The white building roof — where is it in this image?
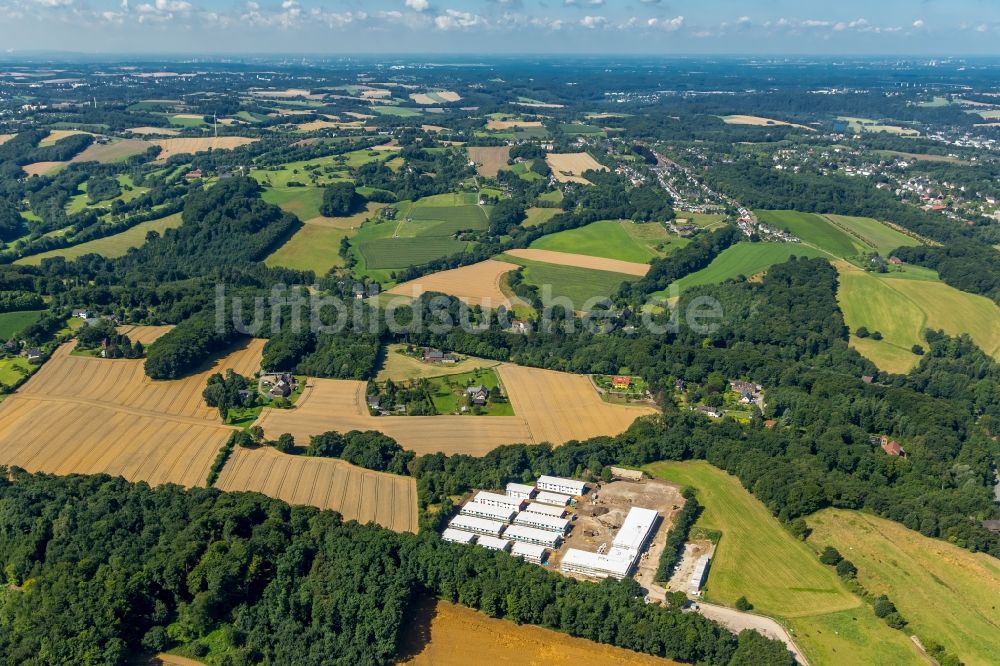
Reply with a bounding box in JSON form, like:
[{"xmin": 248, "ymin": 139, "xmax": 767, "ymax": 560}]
[
  {"xmin": 513, "ymin": 512, "xmax": 570, "ymax": 532},
  {"xmin": 474, "ymin": 490, "xmax": 522, "ymax": 507},
  {"xmin": 511, "ymin": 541, "xmax": 548, "ymax": 561},
  {"xmin": 448, "ymin": 514, "xmax": 505, "ymax": 536},
  {"xmin": 689, "ymin": 555, "xmax": 711, "ymax": 593},
  {"xmin": 560, "ymin": 547, "xmax": 634, "ymax": 579},
  {"xmin": 506, "ymin": 482, "xmax": 536, "ymax": 496},
  {"xmin": 523, "ymin": 502, "xmax": 566, "ymax": 518},
  {"xmin": 477, "ymin": 535, "xmax": 512, "ymax": 551},
  {"xmin": 441, "ymin": 528, "xmax": 476, "ymax": 545},
  {"xmin": 534, "ymin": 491, "xmax": 572, "ymax": 506},
  {"xmin": 460, "ymin": 502, "xmax": 516, "ymax": 522},
  {"xmin": 612, "ymin": 507, "xmax": 659, "ymax": 553},
  {"xmin": 502, "ymin": 524, "xmax": 562, "ymax": 547},
  {"xmin": 537, "ymin": 475, "xmax": 588, "ymax": 495}
]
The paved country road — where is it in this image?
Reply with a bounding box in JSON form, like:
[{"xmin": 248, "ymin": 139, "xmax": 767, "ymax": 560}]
[{"xmin": 694, "ymin": 601, "xmax": 810, "ymax": 666}]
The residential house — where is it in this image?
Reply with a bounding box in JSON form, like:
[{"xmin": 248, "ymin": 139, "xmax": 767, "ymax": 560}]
[
  {"xmin": 423, "ymin": 349, "xmax": 445, "ymax": 363},
  {"xmin": 611, "ymin": 376, "xmax": 633, "ymax": 391},
  {"xmin": 511, "ymin": 319, "xmax": 531, "ymax": 334},
  {"xmin": 71, "ymin": 309, "xmax": 90, "ymax": 319},
  {"xmin": 879, "ymin": 435, "xmax": 906, "ymax": 457},
  {"xmin": 466, "ymin": 385, "xmax": 489, "ymax": 406},
  {"xmin": 695, "ymin": 405, "xmax": 723, "ymax": 419},
  {"xmin": 26, "ymin": 348, "xmax": 42, "ymax": 363}
]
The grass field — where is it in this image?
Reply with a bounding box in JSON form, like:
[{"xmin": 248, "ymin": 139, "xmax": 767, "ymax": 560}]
[
  {"xmin": 0, "ymin": 356, "xmax": 34, "ymax": 387},
  {"xmin": 359, "ymin": 237, "xmax": 468, "ymax": 270},
  {"xmin": 376, "ymin": 344, "xmax": 498, "ymax": 382},
  {"xmin": 17, "ymin": 213, "xmax": 183, "ymax": 265},
  {"xmin": 838, "ymin": 117, "xmax": 920, "ymax": 136},
  {"xmin": 261, "ymin": 186, "xmax": 326, "ymax": 221},
  {"xmin": 755, "ymin": 210, "xmax": 862, "ymax": 258},
  {"xmin": 676, "ymin": 211, "xmax": 727, "ymax": 230},
  {"xmin": 644, "ymin": 461, "xmax": 922, "ymax": 666},
  {"xmin": 522, "ymin": 207, "xmax": 561, "ymax": 228},
  {"xmin": 667, "ymin": 242, "xmax": 826, "ymax": 295},
  {"xmin": 0, "ymin": 311, "xmax": 43, "ymax": 339},
  {"xmin": 397, "ymin": 600, "xmax": 680, "ymax": 666},
  {"xmin": 820, "ymin": 214, "xmax": 922, "ymax": 254},
  {"xmin": 529, "ymin": 220, "xmax": 661, "ymax": 263},
  {"xmin": 807, "ymin": 509, "xmax": 1000, "ymax": 666},
  {"xmin": 264, "ymin": 220, "xmax": 353, "ymax": 275},
  {"xmin": 836, "ymin": 261, "xmax": 1000, "ymax": 373},
  {"xmin": 425, "ymin": 367, "xmax": 514, "ymax": 416},
  {"xmin": 507, "ymin": 255, "xmax": 637, "ymax": 311}
]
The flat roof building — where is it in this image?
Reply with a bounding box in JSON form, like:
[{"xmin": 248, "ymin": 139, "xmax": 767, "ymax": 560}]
[
  {"xmin": 689, "ymin": 555, "xmax": 711, "ymax": 595},
  {"xmin": 523, "ymin": 502, "xmax": 566, "ymax": 518},
  {"xmin": 474, "ymin": 490, "xmax": 525, "ymax": 511},
  {"xmin": 560, "ymin": 548, "xmax": 635, "ymax": 580},
  {"xmin": 502, "ymin": 524, "xmax": 563, "ymax": 548},
  {"xmin": 442, "ymin": 528, "xmax": 476, "ymax": 545},
  {"xmin": 506, "ymin": 482, "xmax": 536, "ymax": 501},
  {"xmin": 448, "ymin": 514, "xmax": 505, "ymax": 537},
  {"xmin": 534, "ymin": 491, "xmax": 573, "ymax": 506},
  {"xmin": 537, "ymin": 475, "xmax": 588, "ymax": 496},
  {"xmin": 511, "ymin": 541, "xmax": 548, "ymax": 565},
  {"xmin": 612, "ymin": 507, "xmax": 659, "ymax": 554},
  {"xmin": 477, "ymin": 536, "xmax": 512, "ymax": 552},
  {"xmin": 461, "ymin": 502, "xmax": 516, "ymax": 523},
  {"xmin": 513, "ymin": 511, "xmax": 570, "ymax": 534}
]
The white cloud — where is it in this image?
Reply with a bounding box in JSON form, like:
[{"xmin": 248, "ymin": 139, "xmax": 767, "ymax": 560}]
[
  {"xmin": 434, "ymin": 9, "xmax": 486, "ymax": 30},
  {"xmin": 564, "ymin": 0, "xmax": 604, "ymax": 7},
  {"xmin": 913, "ymin": 19, "xmax": 925, "ymax": 29},
  {"xmin": 404, "ymin": 0, "xmax": 428, "ymax": 11},
  {"xmin": 647, "ymin": 15, "xmax": 683, "ymax": 31},
  {"xmin": 579, "ymin": 14, "xmax": 606, "ymax": 29}
]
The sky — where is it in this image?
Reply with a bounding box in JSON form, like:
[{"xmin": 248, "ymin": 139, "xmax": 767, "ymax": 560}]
[{"xmin": 1, "ymin": 0, "xmax": 999, "ymax": 55}]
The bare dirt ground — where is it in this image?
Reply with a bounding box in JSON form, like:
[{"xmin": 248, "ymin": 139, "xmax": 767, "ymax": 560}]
[
  {"xmin": 152, "ymin": 137, "xmax": 257, "ymax": 161},
  {"xmin": 0, "ymin": 332, "xmax": 264, "ymax": 487},
  {"xmin": 385, "ymin": 259, "xmax": 519, "ymax": 309},
  {"xmin": 468, "ymin": 146, "xmax": 510, "ymax": 178},
  {"xmin": 505, "ymin": 248, "xmax": 651, "ymax": 276},
  {"xmin": 215, "ymin": 446, "xmax": 418, "ymax": 533},
  {"xmin": 545, "ymin": 152, "xmax": 608, "ymax": 184},
  {"xmin": 485, "ymin": 119, "xmax": 543, "ymax": 130},
  {"xmin": 0, "ymin": 134, "xmax": 14, "ymax": 146},
  {"xmin": 255, "ymin": 363, "xmax": 657, "ymax": 455},
  {"xmin": 665, "ymin": 541, "xmax": 715, "ymax": 593},
  {"xmin": 397, "ymin": 598, "xmax": 681, "ymax": 666}
]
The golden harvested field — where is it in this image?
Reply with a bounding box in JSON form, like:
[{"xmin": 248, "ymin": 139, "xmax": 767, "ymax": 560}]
[
  {"xmin": 127, "ymin": 126, "xmax": 181, "ymax": 136},
  {"xmin": 294, "ymin": 120, "xmax": 342, "ymax": 131},
  {"xmin": 410, "ymin": 91, "xmax": 461, "ymax": 105},
  {"xmin": 376, "ymin": 344, "xmax": 499, "ymax": 382},
  {"xmin": 256, "ymin": 363, "xmax": 656, "ymax": 455},
  {"xmin": 39, "ymin": 129, "xmax": 92, "ymax": 146},
  {"xmin": 385, "ymin": 259, "xmax": 519, "ymax": 309},
  {"xmin": 546, "ymin": 152, "xmax": 608, "ymax": 184},
  {"xmin": 71, "ymin": 139, "xmax": 151, "ymax": 163},
  {"xmin": 505, "ymin": 248, "xmax": 650, "ymax": 276},
  {"xmin": 808, "ymin": 509, "xmax": 1000, "ymax": 666},
  {"xmin": 253, "ymin": 88, "xmax": 324, "ymax": 100},
  {"xmin": 485, "ymin": 119, "xmax": 543, "ymax": 130},
  {"xmin": 468, "ymin": 146, "xmax": 510, "ymax": 177},
  {"xmin": 398, "ymin": 600, "xmax": 680, "ymax": 666},
  {"xmin": 0, "ymin": 332, "xmax": 265, "ymax": 488},
  {"xmin": 152, "ymin": 137, "xmax": 257, "ymax": 161},
  {"xmin": 215, "ymin": 446, "xmax": 418, "ymax": 533},
  {"xmin": 0, "ymin": 134, "xmax": 14, "ymax": 146},
  {"xmin": 420, "ymin": 124, "xmax": 446, "ymax": 133},
  {"xmin": 721, "ymin": 115, "xmax": 815, "ymax": 131},
  {"xmin": 22, "ymin": 161, "xmax": 68, "ymax": 176}
]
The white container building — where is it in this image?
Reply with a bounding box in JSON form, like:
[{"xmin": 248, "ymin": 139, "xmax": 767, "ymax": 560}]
[
  {"xmin": 477, "ymin": 535, "xmax": 512, "ymax": 552},
  {"xmin": 474, "ymin": 490, "xmax": 525, "ymax": 511},
  {"xmin": 448, "ymin": 514, "xmax": 505, "ymax": 537},
  {"xmin": 611, "ymin": 507, "xmax": 659, "ymax": 554},
  {"xmin": 689, "ymin": 555, "xmax": 711, "ymax": 595},
  {"xmin": 506, "ymin": 482, "xmax": 536, "ymax": 501},
  {"xmin": 502, "ymin": 524, "xmax": 563, "ymax": 548},
  {"xmin": 513, "ymin": 511, "xmax": 570, "ymax": 534},
  {"xmin": 511, "ymin": 542, "xmax": 549, "ymax": 565},
  {"xmin": 536, "ymin": 475, "xmax": 588, "ymax": 496},
  {"xmin": 560, "ymin": 548, "xmax": 635, "ymax": 580},
  {"xmin": 442, "ymin": 528, "xmax": 476, "ymax": 545},
  {"xmin": 534, "ymin": 491, "xmax": 573, "ymax": 506},
  {"xmin": 461, "ymin": 502, "xmax": 516, "ymax": 523},
  {"xmin": 523, "ymin": 502, "xmax": 566, "ymax": 518}
]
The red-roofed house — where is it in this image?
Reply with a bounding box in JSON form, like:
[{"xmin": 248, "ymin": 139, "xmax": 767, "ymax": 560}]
[
  {"xmin": 612, "ymin": 376, "xmax": 632, "ymax": 390},
  {"xmin": 880, "ymin": 435, "xmax": 906, "ymax": 457}
]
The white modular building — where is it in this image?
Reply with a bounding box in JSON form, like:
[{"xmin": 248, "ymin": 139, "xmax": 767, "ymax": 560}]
[
  {"xmin": 506, "ymin": 482, "xmax": 536, "ymax": 501},
  {"xmin": 611, "ymin": 507, "xmax": 659, "ymax": 554},
  {"xmin": 513, "ymin": 511, "xmax": 570, "ymax": 534},
  {"xmin": 477, "ymin": 535, "xmax": 512, "ymax": 552},
  {"xmin": 442, "ymin": 528, "xmax": 477, "ymax": 545},
  {"xmin": 533, "ymin": 491, "xmax": 573, "ymax": 507},
  {"xmin": 448, "ymin": 514, "xmax": 505, "ymax": 537},
  {"xmin": 474, "ymin": 490, "xmax": 525, "ymax": 511},
  {"xmin": 560, "ymin": 548, "xmax": 636, "ymax": 579},
  {"xmin": 511, "ymin": 541, "xmax": 549, "ymax": 565},
  {"xmin": 461, "ymin": 502, "xmax": 516, "ymax": 523},
  {"xmin": 502, "ymin": 524, "xmax": 563, "ymax": 548},
  {"xmin": 536, "ymin": 475, "xmax": 588, "ymax": 496},
  {"xmin": 523, "ymin": 502, "xmax": 566, "ymax": 518},
  {"xmin": 689, "ymin": 555, "xmax": 711, "ymax": 595}
]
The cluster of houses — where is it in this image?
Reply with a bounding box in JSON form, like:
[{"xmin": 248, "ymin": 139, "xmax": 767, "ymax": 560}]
[{"xmin": 442, "ymin": 475, "xmax": 589, "ymax": 566}]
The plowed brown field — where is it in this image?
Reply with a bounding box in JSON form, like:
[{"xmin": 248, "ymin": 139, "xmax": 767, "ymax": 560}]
[
  {"xmin": 505, "ymin": 248, "xmax": 650, "ymax": 276},
  {"xmin": 468, "ymin": 146, "xmax": 510, "ymax": 177},
  {"xmin": 215, "ymin": 446, "xmax": 418, "ymax": 533},
  {"xmin": 255, "ymin": 364, "xmax": 656, "ymax": 455}
]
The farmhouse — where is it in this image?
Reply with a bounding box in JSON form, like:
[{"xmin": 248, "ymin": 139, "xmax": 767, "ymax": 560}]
[
  {"xmin": 461, "ymin": 502, "xmax": 516, "ymax": 523},
  {"xmin": 442, "ymin": 528, "xmax": 476, "ymax": 545},
  {"xmin": 513, "ymin": 512, "xmax": 570, "ymax": 534},
  {"xmin": 612, "ymin": 376, "xmax": 632, "ymax": 390},
  {"xmin": 523, "ymin": 502, "xmax": 566, "ymax": 518},
  {"xmin": 510, "ymin": 541, "xmax": 549, "ymax": 565},
  {"xmin": 474, "ymin": 490, "xmax": 525, "ymax": 512},
  {"xmin": 465, "ymin": 385, "xmax": 489, "ymax": 406},
  {"xmin": 880, "ymin": 436, "xmax": 906, "ymax": 457},
  {"xmin": 534, "ymin": 491, "xmax": 573, "ymax": 507},
  {"xmin": 506, "ymin": 482, "xmax": 536, "ymax": 501},
  {"xmin": 26, "ymin": 348, "xmax": 42, "ymax": 363},
  {"xmin": 477, "ymin": 535, "xmax": 512, "ymax": 552},
  {"xmin": 502, "ymin": 524, "xmax": 563, "ymax": 548},
  {"xmin": 537, "ymin": 475, "xmax": 588, "ymax": 496},
  {"xmin": 695, "ymin": 405, "xmax": 723, "ymax": 419},
  {"xmin": 422, "ymin": 348, "xmax": 456, "ymax": 363},
  {"xmin": 448, "ymin": 514, "xmax": 505, "ymax": 537}
]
